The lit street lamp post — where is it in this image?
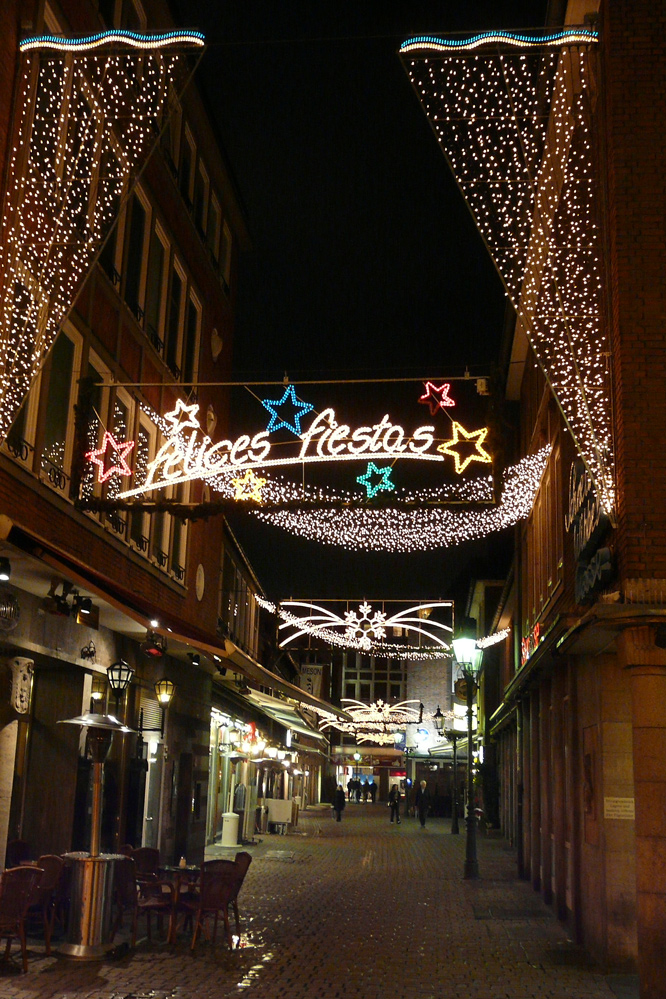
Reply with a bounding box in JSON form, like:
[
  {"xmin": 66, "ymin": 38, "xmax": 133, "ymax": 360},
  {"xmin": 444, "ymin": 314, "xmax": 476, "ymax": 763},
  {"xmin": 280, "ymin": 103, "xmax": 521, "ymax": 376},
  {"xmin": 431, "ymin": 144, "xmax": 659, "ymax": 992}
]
[{"xmin": 452, "ymin": 619, "xmax": 484, "ymax": 880}]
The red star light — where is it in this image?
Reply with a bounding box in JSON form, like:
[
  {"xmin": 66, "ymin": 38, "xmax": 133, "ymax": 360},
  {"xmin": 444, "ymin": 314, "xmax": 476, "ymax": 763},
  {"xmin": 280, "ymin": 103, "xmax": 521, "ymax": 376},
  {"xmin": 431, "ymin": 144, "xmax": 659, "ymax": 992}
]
[
  {"xmin": 86, "ymin": 431, "xmax": 135, "ymax": 484},
  {"xmin": 419, "ymin": 382, "xmax": 455, "ymax": 415}
]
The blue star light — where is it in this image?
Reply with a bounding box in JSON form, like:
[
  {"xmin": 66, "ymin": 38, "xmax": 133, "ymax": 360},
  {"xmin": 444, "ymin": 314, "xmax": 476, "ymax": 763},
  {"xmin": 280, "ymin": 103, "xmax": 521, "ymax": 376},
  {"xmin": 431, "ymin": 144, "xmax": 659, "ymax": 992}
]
[
  {"xmin": 356, "ymin": 462, "xmax": 396, "ymax": 499},
  {"xmin": 261, "ymin": 385, "xmax": 314, "ymax": 436}
]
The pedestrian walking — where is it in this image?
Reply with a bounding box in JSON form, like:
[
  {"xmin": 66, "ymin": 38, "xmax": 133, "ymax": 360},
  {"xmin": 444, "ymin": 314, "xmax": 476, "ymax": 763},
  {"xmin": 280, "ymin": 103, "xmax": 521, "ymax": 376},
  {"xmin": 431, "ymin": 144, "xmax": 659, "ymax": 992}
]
[
  {"xmin": 415, "ymin": 779, "xmax": 431, "ymax": 828},
  {"xmin": 334, "ymin": 784, "xmax": 346, "ymax": 822},
  {"xmin": 388, "ymin": 784, "xmax": 401, "ymax": 824}
]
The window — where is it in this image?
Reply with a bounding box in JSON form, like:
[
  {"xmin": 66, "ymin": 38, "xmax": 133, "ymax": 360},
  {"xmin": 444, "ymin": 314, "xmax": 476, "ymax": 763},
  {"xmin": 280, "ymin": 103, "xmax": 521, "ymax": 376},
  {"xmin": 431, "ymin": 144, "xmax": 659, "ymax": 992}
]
[
  {"xmin": 169, "ymin": 484, "xmax": 187, "ymax": 579},
  {"xmin": 124, "ymin": 193, "xmax": 148, "ymax": 320},
  {"xmin": 39, "ymin": 328, "xmax": 82, "ymax": 490},
  {"xmin": 182, "ymin": 294, "xmax": 200, "ymax": 386},
  {"xmin": 79, "ymin": 358, "xmax": 108, "ymax": 502},
  {"xmin": 208, "ymin": 195, "xmax": 221, "ymax": 263},
  {"xmin": 165, "ymin": 260, "xmax": 185, "ymax": 377},
  {"xmin": 179, "ymin": 130, "xmax": 195, "ymax": 207},
  {"xmin": 521, "ymin": 441, "xmax": 563, "ymax": 631},
  {"xmin": 129, "ymin": 420, "xmax": 154, "ymax": 552},
  {"xmin": 220, "ymin": 220, "xmax": 232, "ymax": 289},
  {"xmin": 144, "ymin": 225, "xmax": 168, "ymax": 354},
  {"xmin": 193, "ymin": 161, "xmax": 209, "ymax": 236}
]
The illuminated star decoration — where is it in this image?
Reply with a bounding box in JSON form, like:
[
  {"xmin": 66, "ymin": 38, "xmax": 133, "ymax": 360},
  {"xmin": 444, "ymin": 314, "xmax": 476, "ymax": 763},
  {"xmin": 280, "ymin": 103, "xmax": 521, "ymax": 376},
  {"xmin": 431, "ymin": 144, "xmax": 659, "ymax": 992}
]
[
  {"xmin": 261, "ymin": 385, "xmax": 314, "ymax": 436},
  {"xmin": 419, "ymin": 382, "xmax": 455, "ymax": 416},
  {"xmin": 437, "ymin": 422, "xmax": 492, "ymax": 474},
  {"xmin": 356, "ymin": 462, "xmax": 396, "ymax": 498},
  {"xmin": 86, "ymin": 431, "xmax": 135, "ymax": 484},
  {"xmin": 163, "ymin": 399, "xmax": 201, "ymax": 436},
  {"xmin": 232, "ymin": 468, "xmax": 267, "ymax": 503}
]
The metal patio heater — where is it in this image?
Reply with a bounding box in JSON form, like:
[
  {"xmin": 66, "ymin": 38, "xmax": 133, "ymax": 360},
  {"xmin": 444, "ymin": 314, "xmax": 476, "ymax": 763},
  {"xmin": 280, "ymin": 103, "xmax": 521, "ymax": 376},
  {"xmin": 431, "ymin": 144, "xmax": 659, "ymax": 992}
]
[{"xmin": 57, "ymin": 712, "xmax": 133, "ymax": 958}]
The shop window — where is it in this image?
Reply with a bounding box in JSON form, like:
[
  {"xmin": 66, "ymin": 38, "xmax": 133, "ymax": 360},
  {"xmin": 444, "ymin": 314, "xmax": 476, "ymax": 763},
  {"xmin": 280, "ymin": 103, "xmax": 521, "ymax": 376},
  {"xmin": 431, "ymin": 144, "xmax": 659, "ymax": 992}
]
[
  {"xmin": 359, "ymin": 684, "xmax": 371, "ymax": 702},
  {"xmin": 390, "ymin": 684, "xmax": 401, "ymax": 700},
  {"xmin": 345, "ymin": 683, "xmax": 356, "ymax": 699}
]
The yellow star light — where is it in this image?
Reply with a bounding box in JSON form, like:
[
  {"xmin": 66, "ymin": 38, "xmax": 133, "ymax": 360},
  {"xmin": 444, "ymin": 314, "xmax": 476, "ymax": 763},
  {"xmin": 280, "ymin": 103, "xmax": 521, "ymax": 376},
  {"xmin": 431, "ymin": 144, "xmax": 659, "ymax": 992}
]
[
  {"xmin": 232, "ymin": 468, "xmax": 267, "ymax": 503},
  {"xmin": 437, "ymin": 422, "xmax": 492, "ymax": 474}
]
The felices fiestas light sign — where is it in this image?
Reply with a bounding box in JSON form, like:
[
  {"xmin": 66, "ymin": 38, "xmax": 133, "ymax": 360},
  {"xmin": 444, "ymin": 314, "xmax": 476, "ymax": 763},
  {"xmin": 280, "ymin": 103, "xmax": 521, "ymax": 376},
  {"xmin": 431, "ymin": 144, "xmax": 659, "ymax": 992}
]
[{"xmin": 97, "ymin": 399, "xmax": 491, "ymax": 500}]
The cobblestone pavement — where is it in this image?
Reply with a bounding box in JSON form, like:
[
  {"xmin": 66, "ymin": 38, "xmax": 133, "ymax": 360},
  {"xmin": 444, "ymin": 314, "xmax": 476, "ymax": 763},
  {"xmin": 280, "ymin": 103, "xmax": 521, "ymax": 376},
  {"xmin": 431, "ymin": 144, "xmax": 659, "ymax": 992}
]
[{"xmin": 0, "ymin": 804, "xmax": 639, "ymax": 999}]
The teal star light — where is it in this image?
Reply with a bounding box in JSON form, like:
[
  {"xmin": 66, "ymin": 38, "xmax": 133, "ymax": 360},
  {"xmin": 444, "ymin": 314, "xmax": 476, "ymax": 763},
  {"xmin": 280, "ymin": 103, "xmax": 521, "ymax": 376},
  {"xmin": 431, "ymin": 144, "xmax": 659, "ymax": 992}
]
[
  {"xmin": 356, "ymin": 462, "xmax": 396, "ymax": 499},
  {"xmin": 261, "ymin": 385, "xmax": 314, "ymax": 436}
]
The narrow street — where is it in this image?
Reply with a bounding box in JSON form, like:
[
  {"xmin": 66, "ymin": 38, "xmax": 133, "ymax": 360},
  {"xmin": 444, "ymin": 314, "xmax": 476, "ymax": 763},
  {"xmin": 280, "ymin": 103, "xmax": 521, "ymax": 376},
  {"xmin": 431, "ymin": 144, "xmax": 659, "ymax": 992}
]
[{"xmin": 1, "ymin": 806, "xmax": 637, "ymax": 999}]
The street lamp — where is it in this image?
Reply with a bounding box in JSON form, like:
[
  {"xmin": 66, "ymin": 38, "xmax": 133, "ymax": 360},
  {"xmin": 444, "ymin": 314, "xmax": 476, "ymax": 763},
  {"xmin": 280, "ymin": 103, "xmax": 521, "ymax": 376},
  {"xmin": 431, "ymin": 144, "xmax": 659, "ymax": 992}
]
[
  {"xmin": 433, "ymin": 705, "xmax": 460, "ymax": 835},
  {"xmin": 451, "ymin": 618, "xmax": 484, "ymax": 879}
]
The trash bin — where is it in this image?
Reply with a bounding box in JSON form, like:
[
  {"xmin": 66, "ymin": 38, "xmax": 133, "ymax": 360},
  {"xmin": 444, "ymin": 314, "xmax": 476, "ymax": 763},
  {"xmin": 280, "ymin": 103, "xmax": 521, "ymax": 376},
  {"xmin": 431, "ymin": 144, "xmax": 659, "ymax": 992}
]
[
  {"xmin": 220, "ymin": 811, "xmax": 239, "ymax": 847},
  {"xmin": 60, "ymin": 852, "xmax": 124, "ymax": 959}
]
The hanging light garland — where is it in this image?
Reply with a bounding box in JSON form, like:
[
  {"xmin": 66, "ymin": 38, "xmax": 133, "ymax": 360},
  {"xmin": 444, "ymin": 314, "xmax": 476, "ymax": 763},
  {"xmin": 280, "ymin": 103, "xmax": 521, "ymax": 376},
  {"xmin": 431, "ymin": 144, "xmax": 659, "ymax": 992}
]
[
  {"xmin": 399, "ymin": 28, "xmax": 614, "ymax": 517},
  {"xmin": 252, "ymin": 448, "xmax": 550, "ymax": 551},
  {"xmin": 0, "ymin": 30, "xmax": 203, "ymax": 442}
]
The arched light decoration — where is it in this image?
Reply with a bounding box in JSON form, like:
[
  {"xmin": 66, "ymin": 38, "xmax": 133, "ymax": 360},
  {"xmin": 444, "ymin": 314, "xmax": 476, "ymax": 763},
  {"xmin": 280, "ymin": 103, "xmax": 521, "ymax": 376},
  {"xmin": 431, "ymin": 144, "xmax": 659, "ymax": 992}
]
[
  {"xmin": 154, "ymin": 678, "xmax": 175, "ymax": 706},
  {"xmin": 321, "ymin": 698, "xmax": 422, "ymax": 744},
  {"xmin": 0, "ymin": 29, "xmax": 204, "ymax": 442},
  {"xmin": 107, "ymin": 659, "xmax": 134, "ymax": 693},
  {"xmin": 256, "ymin": 597, "xmax": 453, "ymax": 659},
  {"xmin": 399, "ymin": 27, "xmax": 615, "ymax": 518}
]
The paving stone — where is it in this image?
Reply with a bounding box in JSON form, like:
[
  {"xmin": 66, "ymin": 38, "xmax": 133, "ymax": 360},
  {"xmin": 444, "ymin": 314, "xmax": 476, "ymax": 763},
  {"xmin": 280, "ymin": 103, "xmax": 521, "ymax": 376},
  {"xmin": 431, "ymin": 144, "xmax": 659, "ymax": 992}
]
[{"xmin": 0, "ymin": 805, "xmax": 639, "ymax": 999}]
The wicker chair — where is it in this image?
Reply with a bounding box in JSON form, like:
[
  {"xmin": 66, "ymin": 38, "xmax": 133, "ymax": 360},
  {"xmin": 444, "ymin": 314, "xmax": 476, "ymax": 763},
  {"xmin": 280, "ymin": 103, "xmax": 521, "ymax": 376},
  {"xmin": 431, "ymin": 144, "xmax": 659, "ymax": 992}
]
[
  {"xmin": 110, "ymin": 857, "xmax": 175, "ymax": 947},
  {"xmin": 181, "ymin": 854, "xmax": 252, "ymax": 951},
  {"xmin": 0, "ymin": 866, "xmax": 43, "ymax": 973},
  {"xmin": 131, "ymin": 847, "xmax": 160, "ymax": 882}
]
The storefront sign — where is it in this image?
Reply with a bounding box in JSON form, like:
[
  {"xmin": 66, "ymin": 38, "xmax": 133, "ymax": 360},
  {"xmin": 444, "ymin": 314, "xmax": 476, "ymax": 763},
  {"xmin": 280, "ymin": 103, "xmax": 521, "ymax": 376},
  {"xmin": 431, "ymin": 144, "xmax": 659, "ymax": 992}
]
[
  {"xmin": 565, "ymin": 461, "xmax": 609, "ymax": 561},
  {"xmin": 566, "ymin": 461, "xmax": 614, "ymax": 603},
  {"xmin": 299, "ymin": 662, "xmax": 323, "ymax": 699}
]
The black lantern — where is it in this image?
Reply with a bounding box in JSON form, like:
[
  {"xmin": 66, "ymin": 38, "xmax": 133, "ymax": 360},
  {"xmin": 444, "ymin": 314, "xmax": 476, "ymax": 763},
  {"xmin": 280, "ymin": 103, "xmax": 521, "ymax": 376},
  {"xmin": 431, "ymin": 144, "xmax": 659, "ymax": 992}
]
[{"xmin": 107, "ymin": 660, "xmax": 134, "ymax": 712}]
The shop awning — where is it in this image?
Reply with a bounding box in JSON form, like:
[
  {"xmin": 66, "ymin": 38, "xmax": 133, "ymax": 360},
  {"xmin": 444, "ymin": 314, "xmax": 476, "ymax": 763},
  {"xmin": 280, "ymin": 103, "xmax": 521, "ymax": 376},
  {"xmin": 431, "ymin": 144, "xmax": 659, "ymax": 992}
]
[{"xmin": 244, "ymin": 689, "xmax": 328, "ymax": 743}]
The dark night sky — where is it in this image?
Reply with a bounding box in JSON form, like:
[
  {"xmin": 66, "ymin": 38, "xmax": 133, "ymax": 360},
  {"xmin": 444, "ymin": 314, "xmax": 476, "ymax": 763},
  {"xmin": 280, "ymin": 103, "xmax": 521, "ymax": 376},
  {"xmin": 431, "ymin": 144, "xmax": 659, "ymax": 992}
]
[{"xmin": 175, "ymin": 0, "xmax": 548, "ymax": 604}]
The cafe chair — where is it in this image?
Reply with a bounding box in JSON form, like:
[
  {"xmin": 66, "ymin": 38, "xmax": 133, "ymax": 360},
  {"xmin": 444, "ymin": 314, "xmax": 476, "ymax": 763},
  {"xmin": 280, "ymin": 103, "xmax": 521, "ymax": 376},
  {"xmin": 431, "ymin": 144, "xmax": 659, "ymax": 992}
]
[
  {"xmin": 110, "ymin": 857, "xmax": 175, "ymax": 947},
  {"xmin": 183, "ymin": 854, "xmax": 252, "ymax": 951},
  {"xmin": 131, "ymin": 847, "xmax": 160, "ymax": 882},
  {"xmin": 28, "ymin": 855, "xmax": 64, "ymax": 955},
  {"xmin": 229, "ymin": 852, "xmax": 252, "ymax": 940},
  {"xmin": 180, "ymin": 860, "xmax": 238, "ymax": 951},
  {"xmin": 0, "ymin": 866, "xmax": 43, "ymax": 973}
]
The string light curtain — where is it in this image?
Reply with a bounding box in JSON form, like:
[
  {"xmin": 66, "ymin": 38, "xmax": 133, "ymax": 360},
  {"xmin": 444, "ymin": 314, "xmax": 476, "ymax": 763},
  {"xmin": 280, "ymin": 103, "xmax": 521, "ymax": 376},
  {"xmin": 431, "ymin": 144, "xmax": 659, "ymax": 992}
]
[
  {"xmin": 0, "ymin": 29, "xmax": 204, "ymax": 442},
  {"xmin": 400, "ymin": 28, "xmax": 614, "ymax": 517}
]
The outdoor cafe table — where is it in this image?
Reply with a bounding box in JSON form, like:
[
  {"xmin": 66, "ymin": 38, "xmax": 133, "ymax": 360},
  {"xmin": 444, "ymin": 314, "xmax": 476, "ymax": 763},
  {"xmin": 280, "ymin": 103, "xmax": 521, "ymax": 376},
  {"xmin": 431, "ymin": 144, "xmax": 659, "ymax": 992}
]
[{"xmin": 160, "ymin": 865, "xmax": 200, "ymax": 943}]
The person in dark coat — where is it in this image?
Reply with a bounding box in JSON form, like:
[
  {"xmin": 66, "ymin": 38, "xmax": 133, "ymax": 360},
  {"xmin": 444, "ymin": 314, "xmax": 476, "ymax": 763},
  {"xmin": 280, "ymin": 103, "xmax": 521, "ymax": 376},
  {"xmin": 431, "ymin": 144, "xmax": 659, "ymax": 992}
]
[
  {"xmin": 334, "ymin": 784, "xmax": 346, "ymax": 822},
  {"xmin": 388, "ymin": 784, "xmax": 401, "ymax": 824},
  {"xmin": 415, "ymin": 779, "xmax": 431, "ymax": 828},
  {"xmin": 368, "ymin": 779, "xmax": 377, "ymax": 803}
]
